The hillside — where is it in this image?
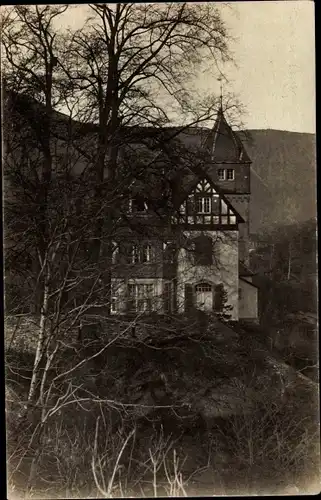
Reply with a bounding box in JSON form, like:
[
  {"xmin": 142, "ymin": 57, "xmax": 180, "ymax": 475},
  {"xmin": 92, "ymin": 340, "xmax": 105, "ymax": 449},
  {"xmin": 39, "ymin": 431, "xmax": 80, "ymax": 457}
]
[
  {"xmin": 240, "ymin": 129, "xmax": 316, "ymax": 233},
  {"xmin": 6, "ymin": 315, "xmax": 319, "ymax": 496}
]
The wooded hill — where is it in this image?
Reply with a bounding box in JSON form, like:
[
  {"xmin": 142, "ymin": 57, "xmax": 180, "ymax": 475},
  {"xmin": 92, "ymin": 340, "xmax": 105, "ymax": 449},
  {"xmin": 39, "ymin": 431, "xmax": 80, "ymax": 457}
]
[{"xmin": 240, "ymin": 129, "xmax": 316, "ymax": 233}]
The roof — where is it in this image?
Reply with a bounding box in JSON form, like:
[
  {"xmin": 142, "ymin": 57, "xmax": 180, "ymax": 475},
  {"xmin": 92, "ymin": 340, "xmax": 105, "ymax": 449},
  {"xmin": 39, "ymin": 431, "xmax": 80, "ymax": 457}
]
[
  {"xmin": 205, "ymin": 106, "xmax": 251, "ymax": 163},
  {"xmin": 6, "ymin": 89, "xmax": 250, "ymax": 158},
  {"xmin": 240, "ymin": 277, "xmax": 259, "ymax": 289},
  {"xmin": 6, "ymin": 90, "xmax": 251, "ymax": 204},
  {"xmin": 239, "ymin": 261, "xmax": 256, "ymax": 277}
]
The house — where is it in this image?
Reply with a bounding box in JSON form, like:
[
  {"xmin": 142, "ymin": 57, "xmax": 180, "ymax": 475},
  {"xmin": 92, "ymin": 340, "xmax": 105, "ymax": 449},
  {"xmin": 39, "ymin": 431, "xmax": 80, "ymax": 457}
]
[
  {"xmin": 110, "ymin": 106, "xmax": 259, "ymax": 322},
  {"xmin": 4, "ymin": 89, "xmax": 259, "ymax": 322}
]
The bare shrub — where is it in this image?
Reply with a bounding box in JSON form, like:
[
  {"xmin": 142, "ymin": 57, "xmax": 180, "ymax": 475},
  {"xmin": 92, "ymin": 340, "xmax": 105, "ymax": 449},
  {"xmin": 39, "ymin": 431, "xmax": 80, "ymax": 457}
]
[{"xmin": 209, "ymin": 388, "xmax": 319, "ymax": 494}]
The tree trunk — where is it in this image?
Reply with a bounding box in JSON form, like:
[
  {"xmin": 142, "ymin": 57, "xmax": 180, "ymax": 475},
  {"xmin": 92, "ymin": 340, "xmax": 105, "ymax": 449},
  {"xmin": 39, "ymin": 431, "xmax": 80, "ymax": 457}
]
[
  {"xmin": 287, "ymin": 241, "xmax": 292, "ymax": 280},
  {"xmin": 27, "ymin": 267, "xmax": 50, "ymax": 403}
]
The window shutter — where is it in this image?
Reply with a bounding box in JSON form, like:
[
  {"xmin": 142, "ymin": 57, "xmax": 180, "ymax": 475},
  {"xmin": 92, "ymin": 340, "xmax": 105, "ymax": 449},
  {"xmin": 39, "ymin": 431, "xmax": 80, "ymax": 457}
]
[
  {"xmin": 212, "ymin": 286, "xmax": 216, "ymax": 311},
  {"xmin": 187, "ymin": 196, "xmax": 194, "ymax": 214},
  {"xmin": 164, "ymin": 282, "xmax": 172, "ymax": 313},
  {"xmin": 184, "ymin": 284, "xmax": 194, "ymax": 312},
  {"xmin": 127, "ymin": 284, "xmax": 136, "ymax": 313},
  {"xmin": 213, "ymin": 283, "xmax": 224, "ymax": 311},
  {"xmin": 120, "ymin": 243, "xmax": 129, "ymax": 263}
]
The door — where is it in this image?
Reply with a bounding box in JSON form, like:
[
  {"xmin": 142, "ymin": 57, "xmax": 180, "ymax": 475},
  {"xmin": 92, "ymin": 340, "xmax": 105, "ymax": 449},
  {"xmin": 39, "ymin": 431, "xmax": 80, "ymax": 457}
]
[{"xmin": 195, "ymin": 283, "xmax": 213, "ymax": 311}]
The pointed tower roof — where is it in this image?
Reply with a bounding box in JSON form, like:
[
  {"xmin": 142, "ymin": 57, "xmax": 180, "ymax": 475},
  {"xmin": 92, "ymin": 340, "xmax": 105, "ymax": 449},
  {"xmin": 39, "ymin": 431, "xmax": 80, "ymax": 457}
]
[{"xmin": 205, "ymin": 106, "xmax": 251, "ymax": 163}]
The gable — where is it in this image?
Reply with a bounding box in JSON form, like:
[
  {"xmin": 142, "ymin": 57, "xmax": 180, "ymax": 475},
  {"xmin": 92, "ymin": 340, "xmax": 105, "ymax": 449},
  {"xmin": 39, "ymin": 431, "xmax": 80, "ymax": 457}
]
[{"xmin": 173, "ymin": 174, "xmax": 244, "ymax": 227}]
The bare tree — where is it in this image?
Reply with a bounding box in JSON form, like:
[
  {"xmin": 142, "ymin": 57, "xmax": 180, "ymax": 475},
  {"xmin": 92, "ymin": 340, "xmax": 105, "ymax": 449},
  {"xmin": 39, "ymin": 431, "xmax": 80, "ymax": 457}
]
[
  {"xmin": 59, "ymin": 2, "xmax": 232, "ymax": 290},
  {"xmin": 3, "ymin": 5, "xmax": 244, "ymax": 496}
]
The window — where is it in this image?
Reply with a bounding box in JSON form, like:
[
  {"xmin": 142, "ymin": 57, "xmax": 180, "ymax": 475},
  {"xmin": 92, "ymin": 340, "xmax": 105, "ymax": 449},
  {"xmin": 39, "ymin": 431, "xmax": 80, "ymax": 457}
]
[
  {"xmin": 144, "ymin": 245, "xmax": 150, "ymax": 262},
  {"xmin": 127, "ymin": 283, "xmax": 154, "ymax": 312},
  {"xmin": 119, "ymin": 243, "xmax": 133, "ymax": 263},
  {"xmin": 163, "ymin": 242, "xmax": 176, "ymax": 263},
  {"xmin": 111, "ymin": 282, "xmax": 121, "ymax": 313},
  {"xmin": 130, "ymin": 195, "xmax": 148, "ymax": 212},
  {"xmin": 112, "ymin": 242, "xmax": 119, "ymax": 264},
  {"xmin": 187, "ymin": 195, "xmax": 194, "ymax": 214},
  {"xmin": 218, "ymin": 169, "xmax": 226, "ymax": 181},
  {"xmin": 164, "ymin": 282, "xmax": 173, "ymax": 313},
  {"xmin": 196, "ymin": 196, "xmax": 211, "ymax": 213},
  {"xmin": 196, "ymin": 180, "xmax": 211, "ymax": 192},
  {"xmin": 218, "ymin": 169, "xmax": 234, "ymax": 181},
  {"xmin": 179, "ymin": 202, "xmax": 186, "ymax": 214},
  {"xmin": 111, "ymin": 297, "xmax": 117, "ymax": 313},
  {"xmin": 118, "ymin": 243, "xmax": 153, "ymax": 264},
  {"xmin": 131, "ymin": 243, "xmax": 152, "ymax": 263},
  {"xmin": 227, "ymin": 169, "xmax": 235, "ymax": 180},
  {"xmin": 132, "ymin": 245, "xmax": 140, "ymax": 263},
  {"xmin": 195, "ymin": 282, "xmax": 213, "ymax": 311},
  {"xmin": 127, "ymin": 284, "xmax": 136, "ymax": 311},
  {"xmin": 195, "ymin": 283, "xmax": 212, "ymax": 292},
  {"xmin": 212, "ymin": 195, "xmax": 220, "ymax": 215},
  {"xmin": 192, "ymin": 236, "xmax": 213, "ymax": 265}
]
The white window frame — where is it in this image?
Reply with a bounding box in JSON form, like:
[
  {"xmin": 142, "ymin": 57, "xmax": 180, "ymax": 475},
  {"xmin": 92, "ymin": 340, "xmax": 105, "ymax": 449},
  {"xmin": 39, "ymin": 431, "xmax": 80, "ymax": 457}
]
[
  {"xmin": 111, "ymin": 297, "xmax": 117, "ymax": 313},
  {"xmin": 195, "ymin": 282, "xmax": 212, "ymax": 292},
  {"xmin": 128, "ymin": 283, "xmax": 154, "ymax": 312},
  {"xmin": 163, "ymin": 241, "xmax": 176, "ymax": 263},
  {"xmin": 196, "ymin": 196, "xmax": 211, "ymax": 214},
  {"xmin": 130, "ymin": 197, "xmax": 149, "ymax": 213},
  {"xmin": 227, "ymin": 169, "xmax": 235, "ymax": 181},
  {"xmin": 142, "ymin": 244, "xmax": 152, "ymax": 263},
  {"xmin": 218, "ymin": 169, "xmax": 226, "ymax": 181},
  {"xmin": 132, "ymin": 245, "xmax": 140, "ymax": 263},
  {"xmin": 112, "ymin": 242, "xmax": 119, "ymax": 264},
  {"xmin": 131, "ymin": 243, "xmax": 152, "ymax": 263}
]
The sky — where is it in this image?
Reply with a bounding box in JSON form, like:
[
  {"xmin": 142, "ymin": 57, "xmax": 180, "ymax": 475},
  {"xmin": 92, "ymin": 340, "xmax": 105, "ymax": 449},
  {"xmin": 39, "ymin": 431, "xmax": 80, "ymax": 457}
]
[
  {"xmin": 56, "ymin": 1, "xmax": 315, "ymax": 134},
  {"xmin": 218, "ymin": 1, "xmax": 315, "ymax": 133}
]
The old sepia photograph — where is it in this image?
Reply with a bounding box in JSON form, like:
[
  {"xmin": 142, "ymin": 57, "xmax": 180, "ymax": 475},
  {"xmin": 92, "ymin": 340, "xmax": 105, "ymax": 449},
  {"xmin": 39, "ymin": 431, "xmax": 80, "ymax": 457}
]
[{"xmin": 2, "ymin": 1, "xmax": 318, "ymax": 498}]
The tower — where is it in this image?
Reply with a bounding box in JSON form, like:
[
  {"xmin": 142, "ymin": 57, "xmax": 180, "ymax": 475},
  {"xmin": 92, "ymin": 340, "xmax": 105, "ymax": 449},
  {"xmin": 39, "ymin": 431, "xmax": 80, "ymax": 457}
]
[{"xmin": 205, "ymin": 105, "xmax": 252, "ymax": 265}]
